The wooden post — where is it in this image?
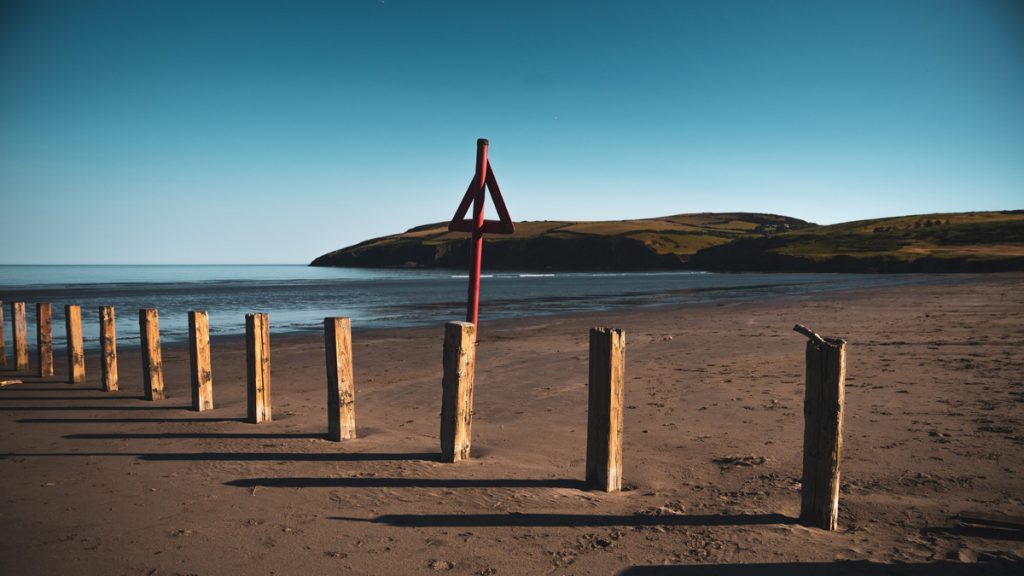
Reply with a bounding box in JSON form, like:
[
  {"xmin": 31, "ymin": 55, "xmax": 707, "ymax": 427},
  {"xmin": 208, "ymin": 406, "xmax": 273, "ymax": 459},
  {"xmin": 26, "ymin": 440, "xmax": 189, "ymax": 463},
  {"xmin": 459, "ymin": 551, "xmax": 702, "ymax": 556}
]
[
  {"xmin": 188, "ymin": 311, "xmax": 214, "ymax": 411},
  {"xmin": 65, "ymin": 305, "xmax": 85, "ymax": 384},
  {"xmin": 139, "ymin": 308, "xmax": 165, "ymax": 400},
  {"xmin": 795, "ymin": 323, "xmax": 847, "ymax": 531},
  {"xmin": 586, "ymin": 327, "xmax": 626, "ymax": 492},
  {"xmin": 100, "ymin": 306, "xmax": 118, "ymax": 392},
  {"xmin": 245, "ymin": 313, "xmax": 271, "ymax": 423},
  {"xmin": 325, "ymin": 317, "xmax": 356, "ymax": 441},
  {"xmin": 0, "ymin": 301, "xmax": 6, "ymax": 368},
  {"xmin": 12, "ymin": 302, "xmax": 28, "ymax": 371},
  {"xmin": 440, "ymin": 321, "xmax": 476, "ymax": 463},
  {"xmin": 37, "ymin": 303, "xmax": 53, "ymax": 377}
]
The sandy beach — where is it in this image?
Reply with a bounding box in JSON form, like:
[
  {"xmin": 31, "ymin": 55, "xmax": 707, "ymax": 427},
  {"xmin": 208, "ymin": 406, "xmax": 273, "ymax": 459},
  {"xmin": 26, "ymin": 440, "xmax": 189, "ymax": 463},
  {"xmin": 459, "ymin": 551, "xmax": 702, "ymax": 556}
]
[{"xmin": 1, "ymin": 274, "xmax": 1022, "ymax": 575}]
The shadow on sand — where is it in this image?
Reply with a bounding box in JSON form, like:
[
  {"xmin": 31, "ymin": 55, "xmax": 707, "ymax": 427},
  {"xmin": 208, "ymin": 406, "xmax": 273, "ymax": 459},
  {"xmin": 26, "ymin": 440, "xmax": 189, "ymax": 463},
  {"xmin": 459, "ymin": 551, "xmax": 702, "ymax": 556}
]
[
  {"xmin": 617, "ymin": 560, "xmax": 1022, "ymax": 575},
  {"xmin": 331, "ymin": 512, "xmax": 793, "ymax": 527},
  {"xmin": 4, "ymin": 451, "xmax": 438, "ymax": 463},
  {"xmin": 146, "ymin": 452, "xmax": 439, "ymax": 462},
  {"xmin": 63, "ymin": 432, "xmax": 325, "ymax": 440},
  {"xmin": 229, "ymin": 477, "xmax": 584, "ymax": 489},
  {"xmin": 922, "ymin": 525, "xmax": 1024, "ymax": 542},
  {"xmin": 0, "ymin": 396, "xmax": 144, "ymax": 401},
  {"xmin": 0, "ymin": 405, "xmax": 187, "ymax": 411},
  {"xmin": 17, "ymin": 417, "xmax": 246, "ymax": 424}
]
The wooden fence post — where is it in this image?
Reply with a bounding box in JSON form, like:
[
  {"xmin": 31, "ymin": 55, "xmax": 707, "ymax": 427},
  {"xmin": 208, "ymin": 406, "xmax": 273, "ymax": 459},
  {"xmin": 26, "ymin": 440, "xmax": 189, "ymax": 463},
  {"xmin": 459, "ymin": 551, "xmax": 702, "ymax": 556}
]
[
  {"xmin": 440, "ymin": 321, "xmax": 475, "ymax": 463},
  {"xmin": 64, "ymin": 305, "xmax": 84, "ymax": 384},
  {"xmin": 139, "ymin": 308, "xmax": 165, "ymax": 400},
  {"xmin": 188, "ymin": 311, "xmax": 214, "ymax": 411},
  {"xmin": 12, "ymin": 302, "xmax": 28, "ymax": 371},
  {"xmin": 245, "ymin": 313, "xmax": 271, "ymax": 423},
  {"xmin": 325, "ymin": 317, "xmax": 356, "ymax": 441},
  {"xmin": 37, "ymin": 303, "xmax": 53, "ymax": 377},
  {"xmin": 0, "ymin": 301, "xmax": 6, "ymax": 368},
  {"xmin": 794, "ymin": 323, "xmax": 847, "ymax": 531},
  {"xmin": 586, "ymin": 327, "xmax": 626, "ymax": 492},
  {"xmin": 100, "ymin": 306, "xmax": 118, "ymax": 392}
]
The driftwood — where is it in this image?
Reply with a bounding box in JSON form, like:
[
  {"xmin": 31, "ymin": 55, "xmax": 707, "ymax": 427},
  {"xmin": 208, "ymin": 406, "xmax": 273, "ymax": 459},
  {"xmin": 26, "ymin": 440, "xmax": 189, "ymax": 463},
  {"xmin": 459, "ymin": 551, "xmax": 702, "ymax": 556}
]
[{"xmin": 793, "ymin": 323, "xmax": 826, "ymax": 346}]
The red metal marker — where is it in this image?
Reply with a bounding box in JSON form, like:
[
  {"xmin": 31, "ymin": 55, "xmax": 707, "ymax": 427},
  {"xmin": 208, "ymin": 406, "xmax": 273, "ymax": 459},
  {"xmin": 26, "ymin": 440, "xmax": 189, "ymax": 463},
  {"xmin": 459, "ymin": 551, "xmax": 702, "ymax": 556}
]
[{"xmin": 449, "ymin": 138, "xmax": 515, "ymax": 328}]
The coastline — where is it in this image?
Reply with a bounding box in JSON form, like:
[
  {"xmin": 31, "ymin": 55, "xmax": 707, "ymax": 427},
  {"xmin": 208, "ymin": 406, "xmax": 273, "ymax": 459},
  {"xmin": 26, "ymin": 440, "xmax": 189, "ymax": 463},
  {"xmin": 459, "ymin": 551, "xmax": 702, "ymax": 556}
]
[
  {"xmin": 1, "ymin": 274, "xmax": 1022, "ymax": 574},
  {"xmin": 2, "ymin": 267, "xmax": 980, "ymax": 351}
]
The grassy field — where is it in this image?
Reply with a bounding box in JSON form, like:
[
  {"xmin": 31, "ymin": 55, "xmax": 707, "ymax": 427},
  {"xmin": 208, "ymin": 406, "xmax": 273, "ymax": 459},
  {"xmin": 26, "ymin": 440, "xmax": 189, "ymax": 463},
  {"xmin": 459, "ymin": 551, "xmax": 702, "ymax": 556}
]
[
  {"xmin": 764, "ymin": 211, "xmax": 1024, "ymax": 261},
  {"xmin": 341, "ymin": 212, "xmax": 810, "ymax": 258}
]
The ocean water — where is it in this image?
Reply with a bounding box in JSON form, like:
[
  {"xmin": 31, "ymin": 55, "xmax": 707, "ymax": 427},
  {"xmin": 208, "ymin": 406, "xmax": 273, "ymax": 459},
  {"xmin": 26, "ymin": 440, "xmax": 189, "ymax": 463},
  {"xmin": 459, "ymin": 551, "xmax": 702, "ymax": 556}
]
[{"xmin": 0, "ymin": 265, "xmax": 938, "ymax": 349}]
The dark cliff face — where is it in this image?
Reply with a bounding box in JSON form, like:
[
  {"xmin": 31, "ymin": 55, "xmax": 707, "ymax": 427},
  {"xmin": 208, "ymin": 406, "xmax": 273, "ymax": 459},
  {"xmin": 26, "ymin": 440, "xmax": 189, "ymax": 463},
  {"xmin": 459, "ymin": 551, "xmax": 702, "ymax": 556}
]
[{"xmin": 311, "ymin": 235, "xmax": 685, "ymax": 270}]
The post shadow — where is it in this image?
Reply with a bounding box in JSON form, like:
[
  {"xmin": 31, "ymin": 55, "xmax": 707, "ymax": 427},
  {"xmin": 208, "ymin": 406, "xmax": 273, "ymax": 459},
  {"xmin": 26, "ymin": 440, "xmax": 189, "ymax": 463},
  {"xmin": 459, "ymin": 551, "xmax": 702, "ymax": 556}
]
[
  {"xmin": 921, "ymin": 525, "xmax": 1024, "ymax": 542},
  {"xmin": 0, "ymin": 396, "xmax": 144, "ymax": 401},
  {"xmin": 18, "ymin": 417, "xmax": 247, "ymax": 424},
  {"xmin": 64, "ymin": 432, "xmax": 326, "ymax": 440},
  {"xmin": 0, "ymin": 405, "xmax": 188, "ymax": 411},
  {"xmin": 0, "ymin": 375, "xmax": 45, "ymax": 383},
  {"xmin": 331, "ymin": 512, "xmax": 794, "ymax": 528},
  {"xmin": 4, "ymin": 451, "xmax": 439, "ymax": 463},
  {"xmin": 616, "ymin": 560, "xmax": 1022, "ymax": 576},
  {"xmin": 228, "ymin": 477, "xmax": 584, "ymax": 489},
  {"xmin": 0, "ymin": 383, "xmax": 104, "ymax": 391}
]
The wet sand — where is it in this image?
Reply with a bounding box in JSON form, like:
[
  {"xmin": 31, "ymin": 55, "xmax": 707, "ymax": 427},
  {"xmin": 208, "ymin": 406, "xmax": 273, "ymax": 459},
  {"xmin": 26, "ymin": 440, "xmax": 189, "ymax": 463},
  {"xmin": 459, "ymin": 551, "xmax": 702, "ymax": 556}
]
[{"xmin": 1, "ymin": 274, "xmax": 1022, "ymax": 575}]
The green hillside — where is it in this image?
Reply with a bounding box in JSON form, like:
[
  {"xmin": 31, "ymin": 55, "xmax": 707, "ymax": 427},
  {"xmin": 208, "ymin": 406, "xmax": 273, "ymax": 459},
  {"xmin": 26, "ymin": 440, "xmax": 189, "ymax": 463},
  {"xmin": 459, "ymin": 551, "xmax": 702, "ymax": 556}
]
[
  {"xmin": 689, "ymin": 210, "xmax": 1024, "ymax": 272},
  {"xmin": 311, "ymin": 213, "xmax": 811, "ymax": 269},
  {"xmin": 311, "ymin": 210, "xmax": 1024, "ymax": 272}
]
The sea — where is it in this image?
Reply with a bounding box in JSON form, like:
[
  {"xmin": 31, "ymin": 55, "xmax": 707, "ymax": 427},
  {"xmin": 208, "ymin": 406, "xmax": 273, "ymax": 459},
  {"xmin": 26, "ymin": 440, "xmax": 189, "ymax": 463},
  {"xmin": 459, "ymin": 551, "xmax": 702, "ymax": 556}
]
[{"xmin": 0, "ymin": 265, "xmax": 941, "ymax": 349}]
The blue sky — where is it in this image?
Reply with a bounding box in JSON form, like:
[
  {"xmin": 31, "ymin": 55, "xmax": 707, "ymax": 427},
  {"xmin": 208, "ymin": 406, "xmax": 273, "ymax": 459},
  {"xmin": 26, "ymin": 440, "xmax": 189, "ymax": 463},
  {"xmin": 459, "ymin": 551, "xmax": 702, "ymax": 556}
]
[{"xmin": 1, "ymin": 0, "xmax": 1021, "ymax": 264}]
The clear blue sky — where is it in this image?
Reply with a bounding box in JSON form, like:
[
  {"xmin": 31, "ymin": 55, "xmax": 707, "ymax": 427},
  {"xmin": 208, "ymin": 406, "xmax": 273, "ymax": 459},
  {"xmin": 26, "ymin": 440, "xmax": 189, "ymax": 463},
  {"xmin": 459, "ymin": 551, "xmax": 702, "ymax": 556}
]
[{"xmin": 2, "ymin": 0, "xmax": 1021, "ymax": 264}]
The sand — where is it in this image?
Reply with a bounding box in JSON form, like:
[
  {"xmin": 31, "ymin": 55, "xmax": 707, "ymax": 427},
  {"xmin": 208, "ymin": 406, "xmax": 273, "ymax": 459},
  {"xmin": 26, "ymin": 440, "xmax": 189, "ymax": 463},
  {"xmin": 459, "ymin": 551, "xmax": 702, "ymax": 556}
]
[{"xmin": 1, "ymin": 274, "xmax": 1022, "ymax": 575}]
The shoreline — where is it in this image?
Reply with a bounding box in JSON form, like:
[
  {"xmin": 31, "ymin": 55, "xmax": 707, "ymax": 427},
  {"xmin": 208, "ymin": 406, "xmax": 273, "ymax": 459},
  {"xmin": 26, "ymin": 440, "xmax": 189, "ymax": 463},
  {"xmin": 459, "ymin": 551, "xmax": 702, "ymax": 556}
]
[
  {"xmin": 55, "ymin": 270, "xmax": 987, "ymax": 352},
  {"xmin": 208, "ymin": 270, "xmax": 981, "ymax": 346}
]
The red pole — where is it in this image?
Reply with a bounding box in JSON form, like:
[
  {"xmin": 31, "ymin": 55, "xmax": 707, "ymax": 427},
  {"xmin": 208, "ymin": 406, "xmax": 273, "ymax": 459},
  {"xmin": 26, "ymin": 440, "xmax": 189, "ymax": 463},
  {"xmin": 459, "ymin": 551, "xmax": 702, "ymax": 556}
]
[{"xmin": 466, "ymin": 138, "xmax": 488, "ymax": 326}]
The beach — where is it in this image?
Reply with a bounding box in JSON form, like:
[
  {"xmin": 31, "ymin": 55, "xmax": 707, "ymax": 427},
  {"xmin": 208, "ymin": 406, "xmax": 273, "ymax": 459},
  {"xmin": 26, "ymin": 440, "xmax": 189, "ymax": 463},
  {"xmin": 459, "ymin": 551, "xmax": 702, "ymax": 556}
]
[{"xmin": 1, "ymin": 274, "xmax": 1022, "ymax": 575}]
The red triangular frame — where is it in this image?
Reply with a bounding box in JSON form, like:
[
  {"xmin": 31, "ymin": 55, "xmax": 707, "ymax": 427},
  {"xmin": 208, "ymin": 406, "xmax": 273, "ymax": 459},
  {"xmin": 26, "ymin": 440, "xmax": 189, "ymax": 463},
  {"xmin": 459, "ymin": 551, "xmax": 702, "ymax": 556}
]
[{"xmin": 448, "ymin": 162, "xmax": 515, "ymax": 234}]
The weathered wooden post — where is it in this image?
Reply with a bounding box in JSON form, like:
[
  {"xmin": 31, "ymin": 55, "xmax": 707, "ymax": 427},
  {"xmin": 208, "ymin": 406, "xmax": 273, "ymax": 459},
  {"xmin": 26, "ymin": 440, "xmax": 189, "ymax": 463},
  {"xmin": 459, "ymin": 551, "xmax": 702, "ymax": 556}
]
[
  {"xmin": 586, "ymin": 327, "xmax": 626, "ymax": 492},
  {"xmin": 188, "ymin": 311, "xmax": 214, "ymax": 411},
  {"xmin": 100, "ymin": 306, "xmax": 118, "ymax": 392},
  {"xmin": 794, "ymin": 323, "xmax": 847, "ymax": 531},
  {"xmin": 325, "ymin": 317, "xmax": 356, "ymax": 441},
  {"xmin": 12, "ymin": 302, "xmax": 28, "ymax": 371},
  {"xmin": 440, "ymin": 321, "xmax": 476, "ymax": 462},
  {"xmin": 0, "ymin": 301, "xmax": 6, "ymax": 368},
  {"xmin": 245, "ymin": 313, "xmax": 271, "ymax": 423},
  {"xmin": 36, "ymin": 303, "xmax": 54, "ymax": 377},
  {"xmin": 139, "ymin": 308, "xmax": 165, "ymax": 400},
  {"xmin": 65, "ymin": 305, "xmax": 85, "ymax": 384}
]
